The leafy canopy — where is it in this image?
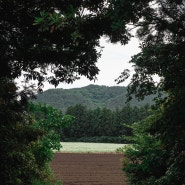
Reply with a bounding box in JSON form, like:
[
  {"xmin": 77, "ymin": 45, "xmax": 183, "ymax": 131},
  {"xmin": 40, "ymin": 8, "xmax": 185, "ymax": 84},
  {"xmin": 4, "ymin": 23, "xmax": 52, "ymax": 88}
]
[
  {"xmin": 115, "ymin": 0, "xmax": 185, "ymax": 100},
  {"xmin": 1, "ymin": 0, "xmax": 131, "ymax": 89}
]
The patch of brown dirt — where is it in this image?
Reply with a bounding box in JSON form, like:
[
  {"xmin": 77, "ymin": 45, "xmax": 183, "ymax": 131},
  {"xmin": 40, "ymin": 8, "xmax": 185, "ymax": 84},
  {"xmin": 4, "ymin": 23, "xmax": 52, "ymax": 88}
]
[{"xmin": 51, "ymin": 153, "xmax": 128, "ymax": 185}]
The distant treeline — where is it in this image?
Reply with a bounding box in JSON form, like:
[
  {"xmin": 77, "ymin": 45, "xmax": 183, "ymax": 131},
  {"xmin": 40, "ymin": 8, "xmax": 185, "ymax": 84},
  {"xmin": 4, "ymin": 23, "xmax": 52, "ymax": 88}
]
[{"xmin": 61, "ymin": 104, "xmax": 151, "ymax": 143}]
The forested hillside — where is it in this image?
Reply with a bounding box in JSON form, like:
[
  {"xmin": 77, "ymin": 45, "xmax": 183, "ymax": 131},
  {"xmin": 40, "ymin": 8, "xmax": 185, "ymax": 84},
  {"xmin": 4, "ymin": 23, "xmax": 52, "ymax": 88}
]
[{"xmin": 35, "ymin": 85, "xmax": 155, "ymax": 112}]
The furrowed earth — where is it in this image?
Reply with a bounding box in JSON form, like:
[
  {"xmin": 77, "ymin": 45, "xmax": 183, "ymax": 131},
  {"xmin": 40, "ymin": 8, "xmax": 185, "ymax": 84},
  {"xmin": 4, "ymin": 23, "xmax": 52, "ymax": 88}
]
[{"xmin": 51, "ymin": 153, "xmax": 128, "ymax": 185}]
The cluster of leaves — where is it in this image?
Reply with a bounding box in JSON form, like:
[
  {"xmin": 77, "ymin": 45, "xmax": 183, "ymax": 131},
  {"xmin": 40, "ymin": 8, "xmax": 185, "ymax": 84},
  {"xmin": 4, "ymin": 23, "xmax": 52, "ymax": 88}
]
[
  {"xmin": 62, "ymin": 104, "xmax": 150, "ymax": 143},
  {"xmin": 28, "ymin": 102, "xmax": 72, "ymax": 151},
  {"xmin": 115, "ymin": 0, "xmax": 185, "ymax": 100},
  {"xmin": 1, "ymin": 0, "xmax": 133, "ymax": 88}
]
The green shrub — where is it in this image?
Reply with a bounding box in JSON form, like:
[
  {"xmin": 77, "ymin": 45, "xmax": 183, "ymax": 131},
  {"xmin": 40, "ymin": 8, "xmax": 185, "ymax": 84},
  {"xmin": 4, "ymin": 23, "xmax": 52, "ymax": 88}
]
[
  {"xmin": 0, "ymin": 79, "xmax": 71, "ymax": 185},
  {"xmin": 122, "ymin": 110, "xmax": 168, "ymax": 185}
]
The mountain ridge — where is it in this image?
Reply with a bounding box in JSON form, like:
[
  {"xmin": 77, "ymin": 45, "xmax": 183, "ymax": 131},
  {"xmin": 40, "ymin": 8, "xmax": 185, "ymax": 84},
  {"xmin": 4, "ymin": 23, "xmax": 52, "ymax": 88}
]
[{"xmin": 35, "ymin": 84, "xmax": 155, "ymax": 112}]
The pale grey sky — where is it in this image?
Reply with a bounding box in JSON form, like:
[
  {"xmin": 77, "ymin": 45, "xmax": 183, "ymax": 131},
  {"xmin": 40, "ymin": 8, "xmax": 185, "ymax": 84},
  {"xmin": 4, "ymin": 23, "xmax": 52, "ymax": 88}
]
[{"xmin": 43, "ymin": 37, "xmax": 140, "ymax": 90}]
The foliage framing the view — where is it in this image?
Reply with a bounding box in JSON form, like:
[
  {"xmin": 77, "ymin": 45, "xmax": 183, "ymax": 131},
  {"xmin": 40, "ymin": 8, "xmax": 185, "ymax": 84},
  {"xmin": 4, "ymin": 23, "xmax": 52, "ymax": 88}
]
[
  {"xmin": 0, "ymin": 79, "xmax": 69, "ymax": 185},
  {"xmin": 1, "ymin": 0, "xmax": 185, "ymax": 184},
  {"xmin": 1, "ymin": 0, "xmax": 132, "ymax": 88},
  {"xmin": 111, "ymin": 1, "xmax": 185, "ymax": 184}
]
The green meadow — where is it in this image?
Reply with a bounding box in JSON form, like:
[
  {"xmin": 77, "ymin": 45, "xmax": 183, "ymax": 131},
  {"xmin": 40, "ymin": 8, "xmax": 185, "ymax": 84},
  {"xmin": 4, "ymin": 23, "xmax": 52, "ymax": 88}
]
[{"xmin": 57, "ymin": 142, "xmax": 125, "ymax": 153}]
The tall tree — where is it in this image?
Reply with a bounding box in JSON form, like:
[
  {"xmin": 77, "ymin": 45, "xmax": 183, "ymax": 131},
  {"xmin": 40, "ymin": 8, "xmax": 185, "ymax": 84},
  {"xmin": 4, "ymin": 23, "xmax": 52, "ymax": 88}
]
[
  {"xmin": 112, "ymin": 1, "xmax": 185, "ymax": 184},
  {"xmin": 65, "ymin": 104, "xmax": 88, "ymax": 138}
]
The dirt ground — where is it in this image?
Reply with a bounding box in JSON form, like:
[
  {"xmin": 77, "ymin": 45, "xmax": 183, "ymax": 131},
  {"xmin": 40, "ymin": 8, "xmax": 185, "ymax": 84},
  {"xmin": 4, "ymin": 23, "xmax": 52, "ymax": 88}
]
[{"xmin": 51, "ymin": 153, "xmax": 128, "ymax": 185}]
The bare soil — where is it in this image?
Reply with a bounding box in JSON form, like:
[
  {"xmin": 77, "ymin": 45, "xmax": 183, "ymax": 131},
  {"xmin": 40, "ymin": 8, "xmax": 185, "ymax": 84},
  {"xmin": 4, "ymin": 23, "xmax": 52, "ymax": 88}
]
[{"xmin": 51, "ymin": 153, "xmax": 128, "ymax": 185}]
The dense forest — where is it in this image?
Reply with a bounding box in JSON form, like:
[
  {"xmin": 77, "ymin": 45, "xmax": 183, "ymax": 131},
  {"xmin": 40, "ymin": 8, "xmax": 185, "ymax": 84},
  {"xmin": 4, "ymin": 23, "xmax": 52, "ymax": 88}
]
[
  {"xmin": 62, "ymin": 104, "xmax": 151, "ymax": 143},
  {"xmin": 35, "ymin": 85, "xmax": 155, "ymax": 112}
]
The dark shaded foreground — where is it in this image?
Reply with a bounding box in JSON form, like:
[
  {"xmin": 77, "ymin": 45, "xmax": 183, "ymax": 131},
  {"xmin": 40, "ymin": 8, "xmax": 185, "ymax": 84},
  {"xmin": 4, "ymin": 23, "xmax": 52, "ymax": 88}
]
[{"xmin": 51, "ymin": 153, "xmax": 128, "ymax": 185}]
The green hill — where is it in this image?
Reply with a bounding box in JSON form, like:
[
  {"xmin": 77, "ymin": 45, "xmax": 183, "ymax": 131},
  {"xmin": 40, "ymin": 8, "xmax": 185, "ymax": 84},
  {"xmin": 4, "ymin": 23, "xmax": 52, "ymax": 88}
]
[{"xmin": 35, "ymin": 84, "xmax": 155, "ymax": 112}]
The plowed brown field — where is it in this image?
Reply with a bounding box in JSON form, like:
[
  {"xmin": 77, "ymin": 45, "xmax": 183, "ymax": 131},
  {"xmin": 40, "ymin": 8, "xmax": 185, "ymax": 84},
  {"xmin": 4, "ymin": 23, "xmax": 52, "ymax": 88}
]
[{"xmin": 51, "ymin": 153, "xmax": 128, "ymax": 185}]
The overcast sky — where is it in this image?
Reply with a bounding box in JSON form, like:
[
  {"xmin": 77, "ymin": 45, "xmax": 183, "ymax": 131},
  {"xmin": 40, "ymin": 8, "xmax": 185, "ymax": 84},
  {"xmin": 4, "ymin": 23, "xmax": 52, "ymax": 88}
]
[{"xmin": 43, "ymin": 37, "xmax": 140, "ymax": 90}]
